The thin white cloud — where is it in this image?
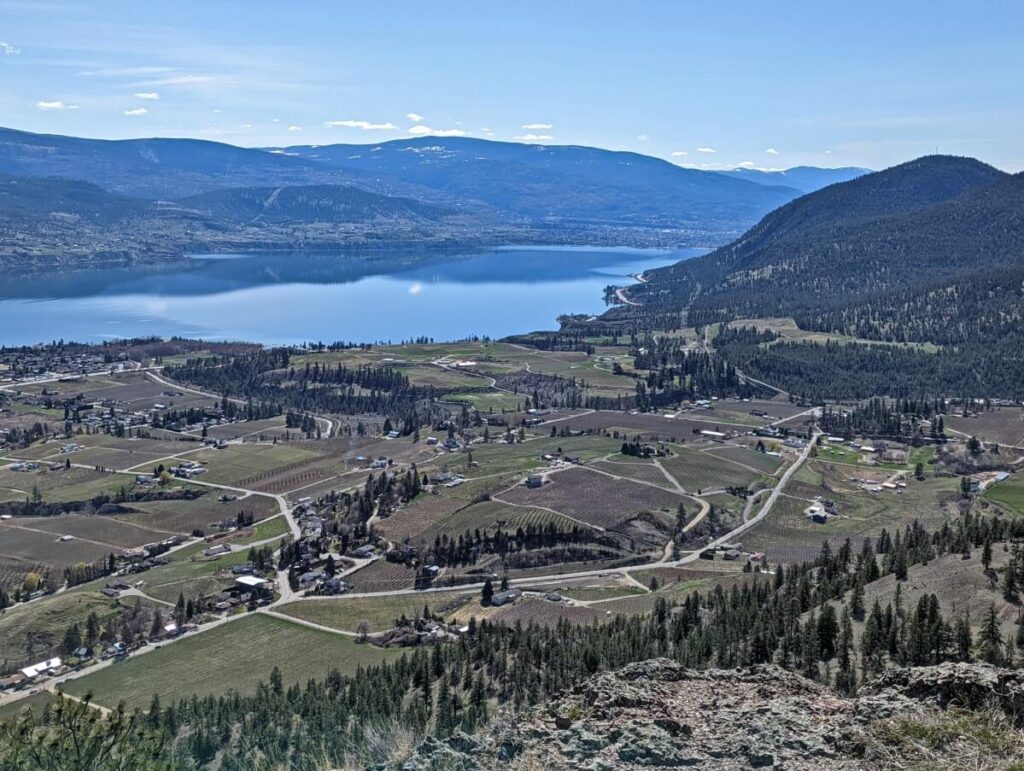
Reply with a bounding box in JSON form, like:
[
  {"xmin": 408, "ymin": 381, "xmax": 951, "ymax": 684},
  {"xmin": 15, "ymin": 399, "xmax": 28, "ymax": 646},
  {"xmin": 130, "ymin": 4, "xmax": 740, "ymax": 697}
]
[
  {"xmin": 133, "ymin": 92, "xmax": 160, "ymax": 100},
  {"xmin": 36, "ymin": 100, "xmax": 71, "ymax": 110},
  {"xmin": 1, "ymin": 41, "xmax": 19, "ymax": 56},
  {"xmin": 124, "ymin": 107, "xmax": 148, "ymax": 116},
  {"xmin": 521, "ymin": 122, "xmax": 553, "ymax": 130},
  {"xmin": 637, "ymin": 134, "xmax": 650, "ymax": 142},
  {"xmin": 513, "ymin": 133, "xmax": 554, "ymax": 142},
  {"xmin": 326, "ymin": 119, "xmax": 397, "ymax": 130},
  {"xmin": 697, "ymin": 147, "xmax": 717, "ymax": 153},
  {"xmin": 736, "ymin": 161, "xmax": 756, "ymax": 168},
  {"xmin": 765, "ymin": 148, "xmax": 779, "ymax": 155},
  {"xmin": 671, "ymin": 150, "xmax": 688, "ymax": 157},
  {"xmin": 408, "ymin": 125, "xmax": 467, "ymax": 137},
  {"xmin": 408, "ymin": 282, "xmax": 423, "ymax": 295},
  {"xmin": 287, "ymin": 125, "xmax": 302, "ymax": 131},
  {"xmin": 406, "ymin": 112, "xmax": 425, "ymax": 122}
]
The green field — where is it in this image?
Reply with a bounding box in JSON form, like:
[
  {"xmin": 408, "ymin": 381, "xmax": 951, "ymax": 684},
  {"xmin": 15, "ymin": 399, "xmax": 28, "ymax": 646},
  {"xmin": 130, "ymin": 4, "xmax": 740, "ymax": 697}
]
[
  {"xmin": 276, "ymin": 592, "xmax": 472, "ymax": 633},
  {"xmin": 985, "ymin": 475, "xmax": 1024, "ymax": 516},
  {"xmin": 0, "ymin": 691, "xmax": 58, "ymax": 723},
  {"xmin": 63, "ymin": 613, "xmax": 401, "ymax": 710}
]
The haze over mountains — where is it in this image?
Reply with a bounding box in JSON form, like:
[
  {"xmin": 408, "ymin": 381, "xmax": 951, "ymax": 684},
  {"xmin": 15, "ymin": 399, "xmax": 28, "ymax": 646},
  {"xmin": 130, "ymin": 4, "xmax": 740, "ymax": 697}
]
[{"xmin": 0, "ymin": 126, "xmax": 871, "ymax": 269}]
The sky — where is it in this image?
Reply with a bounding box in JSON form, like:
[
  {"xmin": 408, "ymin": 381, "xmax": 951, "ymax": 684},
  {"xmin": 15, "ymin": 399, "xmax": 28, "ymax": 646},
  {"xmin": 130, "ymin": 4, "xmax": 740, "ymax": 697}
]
[{"xmin": 2, "ymin": 0, "xmax": 1023, "ymax": 171}]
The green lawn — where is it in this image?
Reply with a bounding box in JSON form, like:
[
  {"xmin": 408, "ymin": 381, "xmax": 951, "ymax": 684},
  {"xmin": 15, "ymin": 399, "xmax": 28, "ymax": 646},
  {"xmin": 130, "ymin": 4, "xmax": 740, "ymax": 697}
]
[
  {"xmin": 62, "ymin": 613, "xmax": 401, "ymax": 710},
  {"xmin": 985, "ymin": 476, "xmax": 1024, "ymax": 516}
]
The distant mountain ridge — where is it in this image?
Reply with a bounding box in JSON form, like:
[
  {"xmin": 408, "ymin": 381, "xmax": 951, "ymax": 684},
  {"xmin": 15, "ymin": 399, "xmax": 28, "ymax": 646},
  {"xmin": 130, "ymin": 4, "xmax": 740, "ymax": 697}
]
[
  {"xmin": 715, "ymin": 166, "xmax": 871, "ymax": 194},
  {"xmin": 271, "ymin": 136, "xmax": 802, "ymax": 230}
]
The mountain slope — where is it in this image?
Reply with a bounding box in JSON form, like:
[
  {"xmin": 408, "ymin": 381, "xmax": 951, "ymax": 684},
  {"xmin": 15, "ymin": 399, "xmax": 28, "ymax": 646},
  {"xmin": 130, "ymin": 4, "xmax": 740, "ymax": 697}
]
[
  {"xmin": 0, "ymin": 173, "xmax": 153, "ymax": 224},
  {"xmin": 0, "ymin": 127, "xmax": 400, "ymax": 199},
  {"xmin": 627, "ymin": 156, "xmax": 1015, "ymax": 338},
  {"xmin": 177, "ymin": 184, "xmax": 465, "ymax": 225},
  {"xmin": 273, "ymin": 137, "xmax": 804, "ymax": 230},
  {"xmin": 717, "ymin": 166, "xmax": 871, "ymax": 193}
]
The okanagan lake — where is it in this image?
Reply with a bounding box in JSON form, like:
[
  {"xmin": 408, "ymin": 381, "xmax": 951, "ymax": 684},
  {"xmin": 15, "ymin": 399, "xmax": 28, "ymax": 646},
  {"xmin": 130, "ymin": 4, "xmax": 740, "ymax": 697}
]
[{"xmin": 0, "ymin": 246, "xmax": 705, "ymax": 346}]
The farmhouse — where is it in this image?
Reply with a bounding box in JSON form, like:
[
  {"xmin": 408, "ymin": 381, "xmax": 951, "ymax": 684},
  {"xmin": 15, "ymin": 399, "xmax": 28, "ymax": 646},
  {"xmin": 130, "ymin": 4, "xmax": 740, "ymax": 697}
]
[
  {"xmin": 525, "ymin": 473, "xmax": 544, "ymax": 488},
  {"xmin": 203, "ymin": 544, "xmax": 232, "ymax": 557}
]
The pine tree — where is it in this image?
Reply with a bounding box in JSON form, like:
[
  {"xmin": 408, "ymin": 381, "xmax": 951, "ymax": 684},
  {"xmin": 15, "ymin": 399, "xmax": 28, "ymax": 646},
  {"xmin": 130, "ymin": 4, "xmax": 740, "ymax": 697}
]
[{"xmin": 979, "ymin": 604, "xmax": 1004, "ymax": 665}]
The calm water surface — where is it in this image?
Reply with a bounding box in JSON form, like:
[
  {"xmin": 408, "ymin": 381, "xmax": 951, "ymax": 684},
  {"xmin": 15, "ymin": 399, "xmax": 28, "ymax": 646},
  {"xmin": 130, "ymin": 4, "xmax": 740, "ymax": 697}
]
[{"xmin": 0, "ymin": 246, "xmax": 705, "ymax": 346}]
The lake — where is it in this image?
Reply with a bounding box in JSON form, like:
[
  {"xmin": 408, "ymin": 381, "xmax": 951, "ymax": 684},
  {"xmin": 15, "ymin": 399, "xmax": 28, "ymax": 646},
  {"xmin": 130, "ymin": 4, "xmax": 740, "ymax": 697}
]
[{"xmin": 0, "ymin": 246, "xmax": 704, "ymax": 346}]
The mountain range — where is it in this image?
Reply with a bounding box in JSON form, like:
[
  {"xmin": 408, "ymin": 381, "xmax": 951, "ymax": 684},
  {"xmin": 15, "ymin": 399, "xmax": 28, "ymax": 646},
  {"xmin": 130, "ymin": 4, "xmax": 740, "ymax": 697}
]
[{"xmin": 0, "ymin": 126, "xmax": 873, "ymax": 269}]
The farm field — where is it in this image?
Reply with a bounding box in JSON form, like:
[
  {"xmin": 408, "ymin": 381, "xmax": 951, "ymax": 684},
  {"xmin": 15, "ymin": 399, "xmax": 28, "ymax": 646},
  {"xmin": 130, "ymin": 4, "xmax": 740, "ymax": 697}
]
[
  {"xmin": 0, "ymin": 690, "xmax": 56, "ymax": 723},
  {"xmin": 276, "ymin": 591, "xmax": 473, "ymax": 633},
  {"xmin": 189, "ymin": 443, "xmax": 325, "ymax": 486},
  {"xmin": 346, "ymin": 558, "xmax": 418, "ymax": 593},
  {"xmin": 62, "ymin": 613, "xmax": 401, "ymax": 710},
  {"xmin": 660, "ymin": 447, "xmax": 766, "ymax": 493},
  {"xmin": 743, "ymin": 472, "xmax": 961, "ymax": 563},
  {"xmin": 0, "ymin": 524, "xmax": 115, "ymax": 576},
  {"xmin": 120, "ymin": 490, "xmax": 278, "ymax": 535},
  {"xmin": 984, "ymin": 474, "xmax": 1024, "ymax": 516},
  {"xmin": 589, "ymin": 458, "xmax": 673, "ymax": 487},
  {"xmin": 496, "ymin": 466, "xmax": 687, "ymax": 529},
  {"xmin": 945, "ymin": 408, "xmax": 1024, "ymax": 448}
]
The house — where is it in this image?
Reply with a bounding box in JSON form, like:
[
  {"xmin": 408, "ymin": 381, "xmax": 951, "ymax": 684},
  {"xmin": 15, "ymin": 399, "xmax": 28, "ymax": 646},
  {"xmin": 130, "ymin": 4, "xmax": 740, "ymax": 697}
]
[
  {"xmin": 748, "ymin": 552, "xmax": 766, "ymax": 564},
  {"xmin": 353, "ymin": 544, "xmax": 376, "ymax": 559},
  {"xmin": 525, "ymin": 474, "xmax": 544, "ymax": 488},
  {"xmin": 490, "ymin": 588, "xmax": 522, "ymax": 607},
  {"xmin": 371, "ymin": 457, "xmax": 389, "ymax": 470},
  {"xmin": 386, "ymin": 430, "xmax": 401, "ymax": 439},
  {"xmin": 700, "ymin": 430, "xmax": 727, "ymax": 439},
  {"xmin": 323, "ymin": 577, "xmax": 350, "ymax": 595},
  {"xmin": 298, "ymin": 570, "xmax": 324, "ymax": 587},
  {"xmin": 699, "ymin": 549, "xmax": 716, "ymax": 560},
  {"xmin": 723, "ymin": 549, "xmax": 741, "ymax": 561},
  {"xmin": 20, "ymin": 657, "xmax": 62, "ymax": 681},
  {"xmin": 426, "ymin": 436, "xmax": 439, "ymax": 445},
  {"xmin": 101, "ymin": 587, "xmax": 120, "ymax": 598},
  {"xmin": 235, "ymin": 574, "xmax": 271, "ymax": 593},
  {"xmin": 203, "ymin": 544, "xmax": 231, "ymax": 557},
  {"xmin": 0, "ymin": 673, "xmax": 27, "ymax": 690}
]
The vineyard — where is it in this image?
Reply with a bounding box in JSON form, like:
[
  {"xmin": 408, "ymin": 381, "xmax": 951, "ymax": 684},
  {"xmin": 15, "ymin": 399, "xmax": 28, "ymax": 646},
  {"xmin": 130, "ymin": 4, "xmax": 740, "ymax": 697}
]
[
  {"xmin": 497, "ymin": 467, "xmax": 686, "ymax": 530},
  {"xmin": 660, "ymin": 448, "xmax": 764, "ymax": 492}
]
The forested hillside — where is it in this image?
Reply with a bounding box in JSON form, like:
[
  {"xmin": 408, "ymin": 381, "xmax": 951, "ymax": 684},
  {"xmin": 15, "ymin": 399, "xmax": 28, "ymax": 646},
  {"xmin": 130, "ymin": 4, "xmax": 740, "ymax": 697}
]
[{"xmin": 609, "ymin": 156, "xmax": 1024, "ymax": 398}]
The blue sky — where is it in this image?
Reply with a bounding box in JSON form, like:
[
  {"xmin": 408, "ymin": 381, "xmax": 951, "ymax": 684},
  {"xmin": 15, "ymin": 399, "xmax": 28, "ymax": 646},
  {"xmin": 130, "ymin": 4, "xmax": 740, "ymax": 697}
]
[{"xmin": 2, "ymin": 0, "xmax": 1022, "ymax": 170}]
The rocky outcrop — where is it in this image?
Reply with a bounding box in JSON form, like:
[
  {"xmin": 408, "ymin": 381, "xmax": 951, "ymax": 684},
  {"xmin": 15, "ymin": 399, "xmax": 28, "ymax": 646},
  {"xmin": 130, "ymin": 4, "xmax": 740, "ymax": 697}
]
[{"xmin": 395, "ymin": 659, "xmax": 1024, "ymax": 770}]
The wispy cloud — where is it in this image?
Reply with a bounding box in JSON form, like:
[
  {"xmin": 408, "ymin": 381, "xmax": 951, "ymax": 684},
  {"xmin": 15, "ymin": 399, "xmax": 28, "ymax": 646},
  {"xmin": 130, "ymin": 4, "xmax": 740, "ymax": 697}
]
[
  {"xmin": 736, "ymin": 161, "xmax": 756, "ymax": 168},
  {"xmin": 765, "ymin": 148, "xmax": 779, "ymax": 155},
  {"xmin": 326, "ymin": 119, "xmax": 397, "ymax": 130},
  {"xmin": 637, "ymin": 134, "xmax": 650, "ymax": 142},
  {"xmin": 513, "ymin": 133, "xmax": 553, "ymax": 142},
  {"xmin": 287, "ymin": 125, "xmax": 302, "ymax": 131},
  {"xmin": 408, "ymin": 125, "xmax": 467, "ymax": 137},
  {"xmin": 123, "ymin": 107, "xmax": 147, "ymax": 116},
  {"xmin": 37, "ymin": 100, "xmax": 75, "ymax": 110},
  {"xmin": 671, "ymin": 150, "xmax": 688, "ymax": 157},
  {"xmin": 133, "ymin": 91, "xmax": 159, "ymax": 100},
  {"xmin": 406, "ymin": 112, "xmax": 425, "ymax": 122},
  {"xmin": 521, "ymin": 122, "xmax": 553, "ymax": 130},
  {"xmin": 1, "ymin": 40, "xmax": 19, "ymax": 56},
  {"xmin": 81, "ymin": 65, "xmax": 178, "ymax": 77},
  {"xmin": 697, "ymin": 147, "xmax": 716, "ymax": 153}
]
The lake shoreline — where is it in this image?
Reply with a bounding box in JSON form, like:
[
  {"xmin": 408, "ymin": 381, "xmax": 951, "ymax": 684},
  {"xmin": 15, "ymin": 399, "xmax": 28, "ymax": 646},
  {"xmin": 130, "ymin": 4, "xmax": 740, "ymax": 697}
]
[{"xmin": 0, "ymin": 246, "xmax": 707, "ymax": 347}]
